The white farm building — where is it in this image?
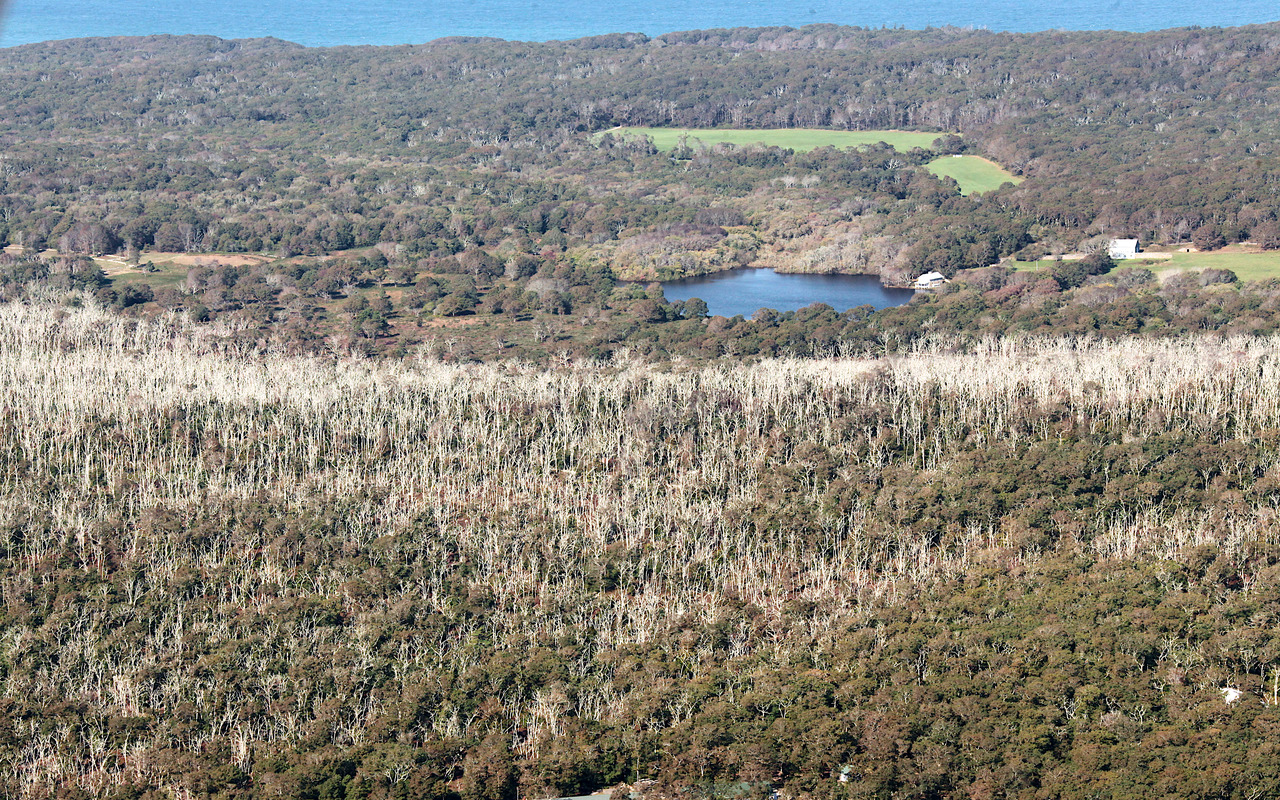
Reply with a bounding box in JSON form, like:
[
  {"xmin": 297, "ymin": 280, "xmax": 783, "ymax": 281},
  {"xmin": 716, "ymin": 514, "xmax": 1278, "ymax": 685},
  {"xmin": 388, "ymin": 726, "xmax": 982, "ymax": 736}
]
[
  {"xmin": 1108, "ymin": 239, "xmax": 1140, "ymax": 259},
  {"xmin": 915, "ymin": 271, "xmax": 948, "ymax": 289}
]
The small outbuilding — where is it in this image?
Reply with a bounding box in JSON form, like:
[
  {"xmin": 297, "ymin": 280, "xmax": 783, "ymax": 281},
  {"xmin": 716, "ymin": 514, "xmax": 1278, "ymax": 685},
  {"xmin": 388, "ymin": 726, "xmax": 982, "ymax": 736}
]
[
  {"xmin": 915, "ymin": 271, "xmax": 947, "ymax": 289},
  {"xmin": 1108, "ymin": 239, "xmax": 1140, "ymax": 259}
]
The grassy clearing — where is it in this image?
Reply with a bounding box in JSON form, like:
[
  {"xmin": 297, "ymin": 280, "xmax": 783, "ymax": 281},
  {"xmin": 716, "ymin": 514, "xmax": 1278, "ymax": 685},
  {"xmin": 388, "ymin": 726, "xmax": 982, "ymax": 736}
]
[
  {"xmin": 604, "ymin": 126, "xmax": 948, "ymax": 152},
  {"xmin": 95, "ymin": 252, "xmax": 276, "ymax": 289},
  {"xmin": 926, "ymin": 155, "xmax": 1022, "ymax": 195},
  {"xmin": 1158, "ymin": 250, "xmax": 1280, "ymax": 282},
  {"xmin": 109, "ymin": 266, "xmax": 188, "ymax": 289},
  {"xmin": 603, "ymin": 128, "xmax": 1021, "ymax": 195},
  {"xmin": 1015, "ymin": 250, "xmax": 1280, "ymax": 282},
  {"xmin": 95, "ymin": 256, "xmax": 188, "ymax": 289}
]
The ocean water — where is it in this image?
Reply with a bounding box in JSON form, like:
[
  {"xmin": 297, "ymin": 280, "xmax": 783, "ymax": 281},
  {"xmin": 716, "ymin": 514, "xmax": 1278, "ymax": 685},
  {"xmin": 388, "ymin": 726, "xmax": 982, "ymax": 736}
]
[{"xmin": 0, "ymin": 0, "xmax": 1277, "ymax": 49}]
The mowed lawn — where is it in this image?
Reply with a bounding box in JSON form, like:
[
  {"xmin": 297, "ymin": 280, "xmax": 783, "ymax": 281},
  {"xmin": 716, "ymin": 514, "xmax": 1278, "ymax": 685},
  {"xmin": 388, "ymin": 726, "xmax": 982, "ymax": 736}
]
[
  {"xmin": 1015, "ymin": 250, "xmax": 1280, "ymax": 282},
  {"xmin": 605, "ymin": 126, "xmax": 948, "ymax": 152},
  {"xmin": 1159, "ymin": 250, "xmax": 1280, "ymax": 282},
  {"xmin": 926, "ymin": 155, "xmax": 1023, "ymax": 195}
]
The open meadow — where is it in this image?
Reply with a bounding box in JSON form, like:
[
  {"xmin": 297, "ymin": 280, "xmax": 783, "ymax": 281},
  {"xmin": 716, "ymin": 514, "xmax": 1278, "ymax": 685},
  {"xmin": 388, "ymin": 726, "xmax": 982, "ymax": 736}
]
[
  {"xmin": 606, "ymin": 128, "xmax": 1020, "ymax": 195},
  {"xmin": 1016, "ymin": 249, "xmax": 1280, "ymax": 282},
  {"xmin": 1157, "ymin": 250, "xmax": 1280, "ymax": 282},
  {"xmin": 925, "ymin": 154, "xmax": 1023, "ymax": 195}
]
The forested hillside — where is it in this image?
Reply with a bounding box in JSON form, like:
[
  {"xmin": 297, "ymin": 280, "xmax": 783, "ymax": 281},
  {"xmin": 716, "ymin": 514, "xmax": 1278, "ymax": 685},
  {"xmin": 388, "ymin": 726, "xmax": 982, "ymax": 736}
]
[
  {"xmin": 5, "ymin": 23, "xmax": 1280, "ymax": 799},
  {"xmin": 2, "ymin": 301, "xmax": 1280, "ymax": 799},
  {"xmin": 2, "ymin": 24, "xmax": 1280, "ymax": 287}
]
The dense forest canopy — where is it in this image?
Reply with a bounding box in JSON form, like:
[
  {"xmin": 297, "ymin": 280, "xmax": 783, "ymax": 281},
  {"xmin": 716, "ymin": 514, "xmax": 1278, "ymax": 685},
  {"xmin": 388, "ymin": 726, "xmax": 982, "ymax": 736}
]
[{"xmin": 4, "ymin": 22, "xmax": 1280, "ymax": 800}]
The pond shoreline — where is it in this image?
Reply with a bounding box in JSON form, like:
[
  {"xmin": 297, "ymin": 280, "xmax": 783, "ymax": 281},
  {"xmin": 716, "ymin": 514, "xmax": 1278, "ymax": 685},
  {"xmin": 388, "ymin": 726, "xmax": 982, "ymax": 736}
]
[{"xmin": 659, "ymin": 266, "xmax": 916, "ymax": 319}]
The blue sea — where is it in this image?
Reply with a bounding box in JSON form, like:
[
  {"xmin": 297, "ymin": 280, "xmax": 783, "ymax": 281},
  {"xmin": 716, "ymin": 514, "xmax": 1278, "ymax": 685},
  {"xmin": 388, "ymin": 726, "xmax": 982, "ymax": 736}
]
[{"xmin": 0, "ymin": 0, "xmax": 1277, "ymax": 49}]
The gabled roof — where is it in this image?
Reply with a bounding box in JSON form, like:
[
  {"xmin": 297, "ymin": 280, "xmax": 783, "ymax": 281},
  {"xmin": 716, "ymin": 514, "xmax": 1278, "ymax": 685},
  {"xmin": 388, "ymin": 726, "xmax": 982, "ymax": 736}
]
[{"xmin": 1108, "ymin": 239, "xmax": 1140, "ymax": 257}]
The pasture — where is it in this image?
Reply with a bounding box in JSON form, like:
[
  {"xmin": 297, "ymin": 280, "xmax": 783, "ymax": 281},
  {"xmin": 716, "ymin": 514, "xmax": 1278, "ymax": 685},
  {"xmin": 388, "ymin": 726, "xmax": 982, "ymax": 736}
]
[
  {"xmin": 926, "ymin": 155, "xmax": 1023, "ymax": 195},
  {"xmin": 603, "ymin": 128, "xmax": 1021, "ymax": 195},
  {"xmin": 1015, "ymin": 249, "xmax": 1280, "ymax": 282},
  {"xmin": 1158, "ymin": 250, "xmax": 1280, "ymax": 282}
]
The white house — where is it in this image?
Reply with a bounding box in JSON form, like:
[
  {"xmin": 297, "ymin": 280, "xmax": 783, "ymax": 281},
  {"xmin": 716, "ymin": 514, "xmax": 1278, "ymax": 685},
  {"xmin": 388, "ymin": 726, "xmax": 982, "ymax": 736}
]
[
  {"xmin": 915, "ymin": 271, "xmax": 947, "ymax": 289},
  {"xmin": 1108, "ymin": 239, "xmax": 1140, "ymax": 259}
]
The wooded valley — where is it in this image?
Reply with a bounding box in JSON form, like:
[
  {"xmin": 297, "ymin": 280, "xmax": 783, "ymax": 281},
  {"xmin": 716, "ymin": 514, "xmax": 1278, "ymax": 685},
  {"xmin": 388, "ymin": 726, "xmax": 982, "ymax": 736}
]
[{"xmin": 2, "ymin": 21, "xmax": 1280, "ymax": 800}]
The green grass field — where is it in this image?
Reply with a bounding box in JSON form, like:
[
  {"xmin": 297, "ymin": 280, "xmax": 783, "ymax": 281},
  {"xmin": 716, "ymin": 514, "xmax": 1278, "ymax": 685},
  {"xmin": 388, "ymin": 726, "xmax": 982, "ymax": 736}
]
[
  {"xmin": 926, "ymin": 155, "xmax": 1023, "ymax": 195},
  {"xmin": 1159, "ymin": 250, "xmax": 1280, "ymax": 282},
  {"xmin": 110, "ymin": 265, "xmax": 189, "ymax": 287},
  {"xmin": 604, "ymin": 127, "xmax": 948, "ymax": 152},
  {"xmin": 604, "ymin": 128, "xmax": 1021, "ymax": 195},
  {"xmin": 93, "ymin": 256, "xmax": 189, "ymax": 289},
  {"xmin": 1014, "ymin": 250, "xmax": 1280, "ymax": 282}
]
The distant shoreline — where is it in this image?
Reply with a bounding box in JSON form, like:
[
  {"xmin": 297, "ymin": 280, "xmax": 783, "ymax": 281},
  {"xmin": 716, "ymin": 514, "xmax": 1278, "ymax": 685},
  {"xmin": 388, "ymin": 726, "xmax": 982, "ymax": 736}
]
[{"xmin": 5, "ymin": 8, "xmax": 1280, "ymax": 49}]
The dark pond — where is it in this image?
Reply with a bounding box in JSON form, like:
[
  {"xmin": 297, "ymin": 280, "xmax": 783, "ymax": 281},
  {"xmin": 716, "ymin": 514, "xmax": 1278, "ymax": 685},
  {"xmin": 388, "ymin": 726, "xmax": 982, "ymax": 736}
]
[{"xmin": 661, "ymin": 268, "xmax": 915, "ymax": 319}]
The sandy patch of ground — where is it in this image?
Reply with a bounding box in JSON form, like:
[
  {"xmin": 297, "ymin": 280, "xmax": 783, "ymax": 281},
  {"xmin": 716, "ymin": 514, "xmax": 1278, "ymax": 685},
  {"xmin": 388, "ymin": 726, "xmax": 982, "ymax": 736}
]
[
  {"xmin": 147, "ymin": 253, "xmax": 272, "ymax": 268},
  {"xmin": 420, "ymin": 316, "xmax": 489, "ymax": 328}
]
